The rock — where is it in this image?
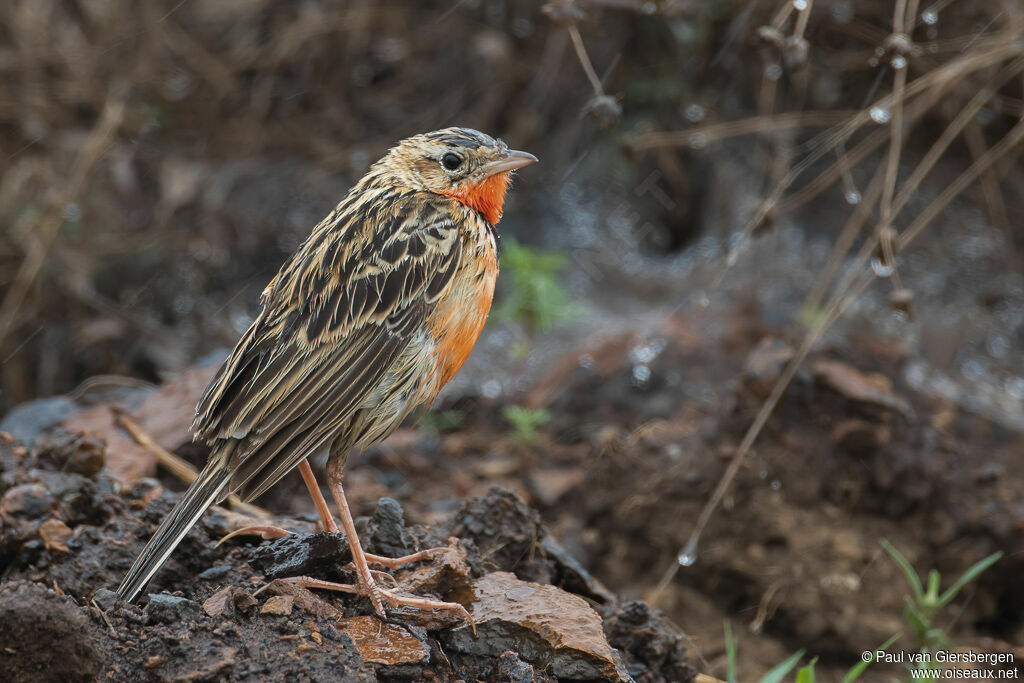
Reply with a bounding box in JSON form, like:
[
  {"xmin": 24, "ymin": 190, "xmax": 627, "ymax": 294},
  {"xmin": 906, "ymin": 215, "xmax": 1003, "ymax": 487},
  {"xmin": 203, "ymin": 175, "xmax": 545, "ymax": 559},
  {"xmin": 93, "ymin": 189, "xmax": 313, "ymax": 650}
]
[
  {"xmin": 233, "ymin": 588, "xmax": 258, "ymax": 613},
  {"xmin": 1, "ymin": 484, "xmax": 55, "ymax": 519},
  {"xmin": 812, "ymin": 358, "xmax": 912, "ymax": 416},
  {"xmin": 744, "ymin": 337, "xmax": 795, "ymax": 398},
  {"xmin": 0, "ymin": 397, "xmax": 77, "ymax": 443},
  {"xmin": 92, "ymin": 587, "xmax": 120, "ymax": 611},
  {"xmin": 36, "ymin": 430, "xmax": 106, "ymax": 477},
  {"xmin": 260, "ymin": 595, "xmax": 294, "ymax": 616},
  {"xmin": 496, "ymin": 650, "xmax": 537, "ymax": 682},
  {"xmin": 61, "ymin": 405, "xmax": 155, "ymax": 484},
  {"xmin": 203, "ymin": 586, "xmax": 235, "ymax": 618},
  {"xmin": 131, "ymin": 364, "xmax": 219, "ymax": 453},
  {"xmin": 262, "ymin": 579, "xmax": 338, "ymax": 618},
  {"xmin": 449, "ymin": 488, "xmax": 550, "ymax": 581},
  {"xmin": 199, "ymin": 564, "xmax": 232, "ymax": 580},
  {"xmin": 367, "ymin": 497, "xmax": 409, "ymax": 557},
  {"xmin": 601, "ymin": 601, "xmax": 696, "ymax": 683},
  {"xmin": 395, "ymin": 537, "xmax": 471, "ymax": 597},
  {"xmin": 336, "ymin": 616, "xmax": 429, "ymax": 665},
  {"xmin": 38, "ymin": 518, "xmax": 73, "ymax": 552},
  {"xmin": 445, "ymin": 572, "xmax": 630, "ymax": 681},
  {"xmin": 248, "ymin": 532, "xmax": 350, "ymax": 580},
  {"xmin": 145, "ymin": 593, "xmax": 202, "ymax": 624},
  {"xmin": 0, "ymin": 581, "xmax": 101, "ymax": 683}
]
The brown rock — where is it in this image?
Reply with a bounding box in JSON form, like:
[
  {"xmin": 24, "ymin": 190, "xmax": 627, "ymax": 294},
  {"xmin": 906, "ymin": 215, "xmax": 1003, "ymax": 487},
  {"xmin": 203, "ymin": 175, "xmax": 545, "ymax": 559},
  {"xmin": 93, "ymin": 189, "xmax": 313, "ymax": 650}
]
[
  {"xmin": 446, "ymin": 572, "xmax": 629, "ymax": 681},
  {"xmin": 262, "ymin": 579, "xmax": 338, "ymax": 618},
  {"xmin": 203, "ymin": 586, "xmax": 235, "ymax": 618},
  {"xmin": 61, "ymin": 405, "xmax": 154, "ymax": 484},
  {"xmin": 132, "ymin": 364, "xmax": 219, "ymax": 453},
  {"xmin": 233, "ymin": 588, "xmax": 258, "ymax": 613},
  {"xmin": 260, "ymin": 595, "xmax": 294, "ymax": 616},
  {"xmin": 38, "ymin": 518, "xmax": 73, "ymax": 553},
  {"xmin": 336, "ymin": 616, "xmax": 429, "ymax": 665},
  {"xmin": 812, "ymin": 359, "xmax": 911, "ymax": 415}
]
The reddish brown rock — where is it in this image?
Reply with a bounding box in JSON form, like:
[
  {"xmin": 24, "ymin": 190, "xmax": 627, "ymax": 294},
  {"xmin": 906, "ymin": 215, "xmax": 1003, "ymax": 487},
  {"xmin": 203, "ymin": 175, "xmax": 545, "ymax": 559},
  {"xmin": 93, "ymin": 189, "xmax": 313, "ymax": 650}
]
[
  {"xmin": 446, "ymin": 571, "xmax": 630, "ymax": 681},
  {"xmin": 335, "ymin": 616, "xmax": 429, "ymax": 665}
]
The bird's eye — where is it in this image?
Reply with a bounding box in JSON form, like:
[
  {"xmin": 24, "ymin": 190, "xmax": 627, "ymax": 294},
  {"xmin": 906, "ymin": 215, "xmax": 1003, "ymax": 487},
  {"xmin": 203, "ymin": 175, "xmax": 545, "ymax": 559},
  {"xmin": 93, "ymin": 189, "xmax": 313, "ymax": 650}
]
[{"xmin": 441, "ymin": 153, "xmax": 463, "ymax": 171}]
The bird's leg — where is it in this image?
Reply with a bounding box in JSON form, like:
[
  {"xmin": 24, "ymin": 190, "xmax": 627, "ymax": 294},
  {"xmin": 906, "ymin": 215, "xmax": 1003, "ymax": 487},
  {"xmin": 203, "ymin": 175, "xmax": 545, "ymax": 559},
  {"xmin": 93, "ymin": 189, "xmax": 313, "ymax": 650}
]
[
  {"xmin": 326, "ymin": 458, "xmax": 470, "ymax": 622},
  {"xmin": 300, "ymin": 460, "xmax": 448, "ymax": 569},
  {"xmin": 219, "ymin": 460, "xmax": 446, "ymax": 569}
]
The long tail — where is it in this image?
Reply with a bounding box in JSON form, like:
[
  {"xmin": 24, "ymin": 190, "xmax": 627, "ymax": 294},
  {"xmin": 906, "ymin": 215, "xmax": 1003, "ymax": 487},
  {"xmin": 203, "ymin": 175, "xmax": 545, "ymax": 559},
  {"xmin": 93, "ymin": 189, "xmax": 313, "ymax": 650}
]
[{"xmin": 117, "ymin": 458, "xmax": 232, "ymax": 602}]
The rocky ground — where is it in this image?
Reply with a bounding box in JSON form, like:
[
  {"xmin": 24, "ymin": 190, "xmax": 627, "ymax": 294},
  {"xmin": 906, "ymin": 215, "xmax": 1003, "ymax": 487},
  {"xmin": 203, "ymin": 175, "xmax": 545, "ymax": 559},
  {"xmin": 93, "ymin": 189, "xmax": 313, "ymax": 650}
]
[{"xmin": 2, "ymin": 302, "xmax": 1023, "ymax": 682}]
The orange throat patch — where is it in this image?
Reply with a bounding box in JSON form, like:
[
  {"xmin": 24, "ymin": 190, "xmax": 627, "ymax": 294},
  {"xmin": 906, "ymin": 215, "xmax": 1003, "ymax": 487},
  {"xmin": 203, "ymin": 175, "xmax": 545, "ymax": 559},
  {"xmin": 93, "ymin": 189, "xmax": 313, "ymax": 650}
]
[{"xmin": 442, "ymin": 173, "xmax": 510, "ymax": 224}]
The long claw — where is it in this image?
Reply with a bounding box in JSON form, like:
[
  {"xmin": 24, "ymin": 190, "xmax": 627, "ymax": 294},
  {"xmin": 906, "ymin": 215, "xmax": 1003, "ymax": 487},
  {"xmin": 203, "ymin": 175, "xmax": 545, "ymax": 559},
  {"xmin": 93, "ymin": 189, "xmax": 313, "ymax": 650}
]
[{"xmin": 217, "ymin": 525, "xmax": 293, "ymax": 547}]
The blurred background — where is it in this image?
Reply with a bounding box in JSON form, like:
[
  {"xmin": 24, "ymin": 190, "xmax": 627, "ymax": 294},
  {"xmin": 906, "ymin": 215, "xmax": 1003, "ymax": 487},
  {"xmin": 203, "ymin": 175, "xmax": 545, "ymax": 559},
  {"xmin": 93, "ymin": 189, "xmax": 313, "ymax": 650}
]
[{"xmin": 2, "ymin": 0, "xmax": 1024, "ymax": 680}]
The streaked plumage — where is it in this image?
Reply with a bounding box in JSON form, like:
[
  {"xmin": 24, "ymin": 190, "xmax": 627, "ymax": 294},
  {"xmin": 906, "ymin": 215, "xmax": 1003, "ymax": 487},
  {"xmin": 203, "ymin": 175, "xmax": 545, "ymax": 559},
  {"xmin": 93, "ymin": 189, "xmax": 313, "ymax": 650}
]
[{"xmin": 118, "ymin": 128, "xmax": 536, "ymax": 608}]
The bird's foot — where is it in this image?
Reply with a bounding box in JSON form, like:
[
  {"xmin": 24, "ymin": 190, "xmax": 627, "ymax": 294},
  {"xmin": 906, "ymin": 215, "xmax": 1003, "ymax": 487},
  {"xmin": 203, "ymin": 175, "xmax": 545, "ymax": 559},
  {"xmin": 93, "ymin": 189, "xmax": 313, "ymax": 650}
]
[{"xmin": 276, "ymin": 574, "xmax": 473, "ymax": 631}]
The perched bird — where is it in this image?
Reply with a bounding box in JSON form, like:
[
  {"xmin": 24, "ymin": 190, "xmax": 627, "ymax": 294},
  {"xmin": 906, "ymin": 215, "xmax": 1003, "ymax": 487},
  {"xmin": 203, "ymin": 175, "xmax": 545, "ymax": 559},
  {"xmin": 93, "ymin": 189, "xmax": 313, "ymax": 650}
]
[{"xmin": 117, "ymin": 128, "xmax": 537, "ymax": 620}]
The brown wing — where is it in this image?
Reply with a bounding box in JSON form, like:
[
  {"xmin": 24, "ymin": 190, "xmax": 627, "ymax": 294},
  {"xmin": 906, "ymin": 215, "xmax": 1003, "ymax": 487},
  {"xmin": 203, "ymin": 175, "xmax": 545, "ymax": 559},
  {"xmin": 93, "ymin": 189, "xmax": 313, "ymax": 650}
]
[{"xmin": 192, "ymin": 191, "xmax": 462, "ymax": 502}]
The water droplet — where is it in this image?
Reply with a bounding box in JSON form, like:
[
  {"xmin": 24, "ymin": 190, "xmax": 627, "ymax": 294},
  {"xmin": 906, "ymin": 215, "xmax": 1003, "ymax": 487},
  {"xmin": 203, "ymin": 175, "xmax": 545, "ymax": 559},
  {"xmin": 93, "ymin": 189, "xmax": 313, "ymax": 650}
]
[
  {"xmin": 771, "ymin": 479, "xmax": 782, "ymax": 490},
  {"xmin": 764, "ymin": 63, "xmax": 783, "ymax": 81},
  {"xmin": 685, "ymin": 104, "xmax": 705, "ymax": 123},
  {"xmin": 697, "ymin": 293, "xmax": 711, "ymax": 308},
  {"xmin": 63, "ymin": 203, "xmax": 82, "ymax": 222},
  {"xmin": 874, "ymin": 47, "xmax": 886, "ymax": 57},
  {"xmin": 759, "ymin": 470, "xmax": 768, "ymax": 479},
  {"xmin": 631, "ymin": 364, "xmax": 651, "ymax": 386},
  {"xmin": 868, "ymin": 57, "xmax": 879, "ymax": 67},
  {"xmin": 641, "ymin": 1, "xmax": 657, "ymax": 14},
  {"xmin": 891, "ymin": 55, "xmax": 907, "ymax": 69},
  {"xmin": 678, "ymin": 538, "xmax": 698, "ymax": 566},
  {"xmin": 481, "ymin": 379, "xmax": 502, "ymax": 399},
  {"xmin": 921, "ymin": 9, "xmax": 938, "ymax": 24},
  {"xmin": 870, "ymin": 106, "xmax": 891, "ymax": 124},
  {"xmin": 688, "ymin": 132, "xmax": 708, "ymax": 149},
  {"xmin": 792, "ymin": 0, "xmax": 808, "ymax": 10},
  {"xmin": 870, "ymin": 256, "xmax": 894, "ymax": 277},
  {"xmin": 844, "ymin": 190, "xmax": 862, "ymax": 205}
]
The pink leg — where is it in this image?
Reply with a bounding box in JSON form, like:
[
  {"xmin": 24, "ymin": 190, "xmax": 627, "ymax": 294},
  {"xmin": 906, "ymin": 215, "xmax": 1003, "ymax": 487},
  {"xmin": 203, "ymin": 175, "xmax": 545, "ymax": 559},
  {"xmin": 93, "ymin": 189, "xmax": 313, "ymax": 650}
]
[{"xmin": 326, "ymin": 458, "xmax": 470, "ymax": 622}]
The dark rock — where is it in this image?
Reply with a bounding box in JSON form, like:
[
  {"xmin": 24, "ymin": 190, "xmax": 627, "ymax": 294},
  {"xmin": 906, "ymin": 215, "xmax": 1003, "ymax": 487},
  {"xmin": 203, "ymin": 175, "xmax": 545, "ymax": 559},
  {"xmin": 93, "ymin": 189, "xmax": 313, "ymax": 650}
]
[
  {"xmin": 247, "ymin": 532, "xmax": 351, "ymax": 580},
  {"xmin": 367, "ymin": 496, "xmax": 409, "ymax": 557},
  {"xmin": 449, "ymin": 487, "xmax": 550, "ymax": 582},
  {"xmin": 92, "ymin": 587, "xmax": 120, "ymax": 611},
  {"xmin": 601, "ymin": 601, "xmax": 696, "ymax": 683},
  {"xmin": 0, "ymin": 483, "xmax": 55, "ymax": 519},
  {"xmin": 0, "ymin": 397, "xmax": 77, "ymax": 443},
  {"xmin": 0, "ymin": 580, "xmax": 101, "ymax": 683},
  {"xmin": 145, "ymin": 593, "xmax": 202, "ymax": 624},
  {"xmin": 496, "ymin": 650, "xmax": 537, "ymax": 682},
  {"xmin": 199, "ymin": 564, "xmax": 232, "ymax": 580},
  {"xmin": 37, "ymin": 430, "xmax": 106, "ymax": 477}
]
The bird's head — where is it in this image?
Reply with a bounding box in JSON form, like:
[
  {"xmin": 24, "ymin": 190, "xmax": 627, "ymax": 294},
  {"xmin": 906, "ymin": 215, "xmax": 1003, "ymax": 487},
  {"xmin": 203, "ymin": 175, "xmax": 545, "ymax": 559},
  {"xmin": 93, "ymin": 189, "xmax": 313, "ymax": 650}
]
[{"xmin": 376, "ymin": 127, "xmax": 538, "ymax": 224}]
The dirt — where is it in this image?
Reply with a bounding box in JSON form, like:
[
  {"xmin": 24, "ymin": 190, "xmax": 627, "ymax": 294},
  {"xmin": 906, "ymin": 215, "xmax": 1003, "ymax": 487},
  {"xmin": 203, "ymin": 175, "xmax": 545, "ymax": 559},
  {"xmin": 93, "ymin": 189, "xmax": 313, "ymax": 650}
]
[
  {"xmin": 0, "ymin": 427, "xmax": 694, "ymax": 682},
  {"xmin": 2, "ymin": 303, "xmax": 1024, "ymax": 681}
]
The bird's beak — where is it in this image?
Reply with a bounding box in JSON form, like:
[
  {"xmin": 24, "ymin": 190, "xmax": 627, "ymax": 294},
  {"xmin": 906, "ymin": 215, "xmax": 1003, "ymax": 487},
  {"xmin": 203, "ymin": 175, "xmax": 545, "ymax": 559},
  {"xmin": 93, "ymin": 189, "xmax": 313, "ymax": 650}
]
[{"xmin": 480, "ymin": 149, "xmax": 539, "ymax": 177}]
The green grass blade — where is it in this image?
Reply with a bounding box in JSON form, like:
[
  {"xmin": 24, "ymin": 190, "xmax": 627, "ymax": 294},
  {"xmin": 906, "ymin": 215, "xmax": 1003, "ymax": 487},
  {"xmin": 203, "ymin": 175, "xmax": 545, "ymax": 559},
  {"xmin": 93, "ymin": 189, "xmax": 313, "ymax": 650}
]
[
  {"xmin": 795, "ymin": 656, "xmax": 818, "ymax": 683},
  {"xmin": 842, "ymin": 633, "xmax": 900, "ymax": 682},
  {"xmin": 880, "ymin": 538, "xmax": 924, "ymax": 601},
  {"xmin": 724, "ymin": 620, "xmax": 737, "ymax": 683},
  {"xmin": 937, "ymin": 551, "xmax": 1002, "ymax": 607},
  {"xmin": 757, "ymin": 650, "xmax": 805, "ymax": 683}
]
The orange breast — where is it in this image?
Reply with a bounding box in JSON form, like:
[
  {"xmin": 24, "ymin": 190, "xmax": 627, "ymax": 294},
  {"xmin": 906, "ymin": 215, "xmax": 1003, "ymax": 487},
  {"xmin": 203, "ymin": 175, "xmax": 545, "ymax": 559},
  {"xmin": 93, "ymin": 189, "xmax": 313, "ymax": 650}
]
[{"xmin": 429, "ymin": 246, "xmax": 497, "ymax": 390}]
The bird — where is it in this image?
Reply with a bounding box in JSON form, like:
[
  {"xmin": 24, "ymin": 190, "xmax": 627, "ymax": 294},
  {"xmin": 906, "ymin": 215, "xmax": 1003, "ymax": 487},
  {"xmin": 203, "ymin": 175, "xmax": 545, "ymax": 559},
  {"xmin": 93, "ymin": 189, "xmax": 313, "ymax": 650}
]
[{"xmin": 116, "ymin": 127, "xmax": 537, "ymax": 621}]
